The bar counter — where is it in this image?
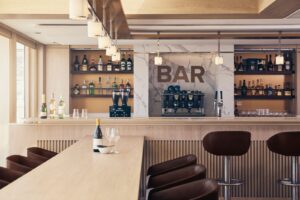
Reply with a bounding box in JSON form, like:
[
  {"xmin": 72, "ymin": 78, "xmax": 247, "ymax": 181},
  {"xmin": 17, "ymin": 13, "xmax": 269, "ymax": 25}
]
[{"xmin": 8, "ymin": 117, "xmax": 300, "ymax": 199}]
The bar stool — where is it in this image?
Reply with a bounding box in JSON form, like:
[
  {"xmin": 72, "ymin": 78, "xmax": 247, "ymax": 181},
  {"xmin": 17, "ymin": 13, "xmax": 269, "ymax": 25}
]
[
  {"xmin": 27, "ymin": 147, "xmax": 57, "ymax": 162},
  {"xmin": 203, "ymin": 131, "xmax": 251, "ymax": 200},
  {"xmin": 147, "ymin": 154, "xmax": 197, "ymax": 177},
  {"xmin": 148, "ymin": 179, "xmax": 219, "ymax": 200},
  {"xmin": 267, "ymin": 131, "xmax": 300, "ymax": 200},
  {"xmin": 7, "ymin": 155, "xmax": 43, "ymax": 173},
  {"xmin": 0, "ymin": 167, "xmax": 24, "ymax": 189},
  {"xmin": 147, "ymin": 164, "xmax": 206, "ymax": 190}
]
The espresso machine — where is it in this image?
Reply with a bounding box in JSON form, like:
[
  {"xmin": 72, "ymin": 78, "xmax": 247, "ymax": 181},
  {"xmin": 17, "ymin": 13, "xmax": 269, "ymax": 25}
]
[
  {"xmin": 109, "ymin": 89, "xmax": 131, "ymax": 117},
  {"xmin": 161, "ymin": 85, "xmax": 205, "ymax": 117}
]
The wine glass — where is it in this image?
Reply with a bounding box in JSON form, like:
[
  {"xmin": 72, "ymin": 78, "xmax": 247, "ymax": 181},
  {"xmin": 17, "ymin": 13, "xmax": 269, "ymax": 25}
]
[{"xmin": 105, "ymin": 128, "xmax": 120, "ymax": 153}]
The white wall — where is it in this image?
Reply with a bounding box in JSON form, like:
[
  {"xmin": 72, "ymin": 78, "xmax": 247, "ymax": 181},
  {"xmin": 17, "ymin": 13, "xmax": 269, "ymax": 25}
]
[{"xmin": 0, "ymin": 36, "xmax": 10, "ymax": 165}]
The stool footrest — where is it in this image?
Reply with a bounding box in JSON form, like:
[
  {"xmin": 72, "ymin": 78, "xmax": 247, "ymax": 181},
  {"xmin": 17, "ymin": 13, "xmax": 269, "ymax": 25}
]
[
  {"xmin": 279, "ymin": 178, "xmax": 300, "ymax": 187},
  {"xmin": 217, "ymin": 178, "xmax": 243, "ymax": 186}
]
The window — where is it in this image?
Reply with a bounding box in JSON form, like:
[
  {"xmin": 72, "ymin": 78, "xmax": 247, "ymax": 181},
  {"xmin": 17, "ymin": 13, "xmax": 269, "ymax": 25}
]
[{"xmin": 16, "ymin": 43, "xmax": 25, "ymax": 122}]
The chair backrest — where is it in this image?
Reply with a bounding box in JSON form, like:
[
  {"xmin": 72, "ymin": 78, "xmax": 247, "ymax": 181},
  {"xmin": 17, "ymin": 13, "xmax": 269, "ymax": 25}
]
[
  {"xmin": 267, "ymin": 131, "xmax": 300, "ymax": 156},
  {"xmin": 147, "ymin": 164, "xmax": 206, "ymax": 190},
  {"xmin": 147, "ymin": 154, "xmax": 197, "ymax": 176},
  {"xmin": 7, "ymin": 155, "xmax": 43, "ymax": 173},
  {"xmin": 148, "ymin": 179, "xmax": 219, "ymax": 200},
  {"xmin": 203, "ymin": 131, "xmax": 251, "ymax": 156},
  {"xmin": 27, "ymin": 147, "xmax": 57, "ymax": 159},
  {"xmin": 0, "ymin": 167, "xmax": 24, "ymax": 182},
  {"xmin": 0, "ymin": 179, "xmax": 9, "ymax": 190}
]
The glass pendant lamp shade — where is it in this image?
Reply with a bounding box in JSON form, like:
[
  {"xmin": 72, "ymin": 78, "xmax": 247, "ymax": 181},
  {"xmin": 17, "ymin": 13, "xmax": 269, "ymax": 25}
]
[
  {"xmin": 215, "ymin": 55, "xmax": 224, "ymax": 65},
  {"xmin": 276, "ymin": 55, "xmax": 284, "ymax": 65},
  {"xmin": 87, "ymin": 21, "xmax": 103, "ymax": 38},
  {"xmin": 106, "ymin": 44, "xmax": 117, "ymax": 56},
  {"xmin": 69, "ymin": 0, "xmax": 89, "ymax": 20},
  {"xmin": 154, "ymin": 56, "xmax": 163, "ymax": 65},
  {"xmin": 112, "ymin": 51, "xmax": 121, "ymax": 61},
  {"xmin": 98, "ymin": 35, "xmax": 110, "ymax": 49}
]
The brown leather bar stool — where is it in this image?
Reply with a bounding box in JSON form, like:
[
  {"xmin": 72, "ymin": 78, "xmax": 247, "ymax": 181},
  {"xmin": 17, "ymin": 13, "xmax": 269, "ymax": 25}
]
[
  {"xmin": 27, "ymin": 147, "xmax": 57, "ymax": 162},
  {"xmin": 147, "ymin": 154, "xmax": 197, "ymax": 177},
  {"xmin": 148, "ymin": 179, "xmax": 219, "ymax": 200},
  {"xmin": 147, "ymin": 164, "xmax": 206, "ymax": 190},
  {"xmin": 267, "ymin": 131, "xmax": 300, "ymax": 200},
  {"xmin": 203, "ymin": 131, "xmax": 251, "ymax": 200},
  {"xmin": 7, "ymin": 155, "xmax": 43, "ymax": 173},
  {"xmin": 0, "ymin": 167, "xmax": 24, "ymax": 189}
]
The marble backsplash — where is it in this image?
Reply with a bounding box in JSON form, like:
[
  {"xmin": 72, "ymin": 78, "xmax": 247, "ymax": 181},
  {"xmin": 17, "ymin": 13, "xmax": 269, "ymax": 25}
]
[{"xmin": 149, "ymin": 53, "xmax": 232, "ymax": 117}]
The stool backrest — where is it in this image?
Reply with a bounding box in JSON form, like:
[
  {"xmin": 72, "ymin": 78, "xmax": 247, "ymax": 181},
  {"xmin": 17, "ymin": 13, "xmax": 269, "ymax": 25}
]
[
  {"xmin": 267, "ymin": 131, "xmax": 300, "ymax": 156},
  {"xmin": 203, "ymin": 131, "xmax": 251, "ymax": 156}
]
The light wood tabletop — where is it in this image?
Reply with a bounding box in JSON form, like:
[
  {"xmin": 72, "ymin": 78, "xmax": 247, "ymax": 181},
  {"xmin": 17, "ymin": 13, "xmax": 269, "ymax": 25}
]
[{"xmin": 0, "ymin": 136, "xmax": 144, "ymax": 200}]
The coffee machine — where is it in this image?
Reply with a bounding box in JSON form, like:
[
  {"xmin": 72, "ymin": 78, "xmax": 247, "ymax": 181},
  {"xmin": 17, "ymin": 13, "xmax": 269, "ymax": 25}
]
[{"xmin": 109, "ymin": 89, "xmax": 131, "ymax": 117}]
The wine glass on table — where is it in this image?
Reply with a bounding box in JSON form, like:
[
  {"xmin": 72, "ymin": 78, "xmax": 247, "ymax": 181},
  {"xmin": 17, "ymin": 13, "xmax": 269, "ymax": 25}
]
[{"xmin": 105, "ymin": 128, "xmax": 120, "ymax": 153}]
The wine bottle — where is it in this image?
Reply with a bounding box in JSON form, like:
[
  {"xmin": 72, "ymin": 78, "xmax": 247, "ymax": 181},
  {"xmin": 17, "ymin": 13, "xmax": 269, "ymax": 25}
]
[
  {"xmin": 49, "ymin": 93, "xmax": 56, "ymax": 119},
  {"xmin": 284, "ymin": 52, "xmax": 291, "ymax": 71},
  {"xmin": 81, "ymin": 54, "xmax": 88, "ymax": 71},
  {"xmin": 120, "ymin": 54, "xmax": 127, "ymax": 71},
  {"xmin": 98, "ymin": 77, "xmax": 102, "ymax": 95},
  {"xmin": 107, "ymin": 60, "xmax": 112, "ymax": 71},
  {"xmin": 277, "ymin": 85, "xmax": 282, "ymax": 96},
  {"xmin": 97, "ymin": 56, "xmax": 104, "ymax": 71},
  {"xmin": 251, "ymin": 80, "xmax": 256, "ymax": 96},
  {"xmin": 58, "ymin": 96, "xmax": 65, "ymax": 119},
  {"xmin": 238, "ymin": 56, "xmax": 244, "ymax": 71},
  {"xmin": 127, "ymin": 54, "xmax": 133, "ymax": 71},
  {"xmin": 73, "ymin": 55, "xmax": 80, "ymax": 72},
  {"xmin": 112, "ymin": 77, "xmax": 118, "ymax": 91},
  {"xmin": 93, "ymin": 118, "xmax": 103, "ymax": 152},
  {"xmin": 234, "ymin": 102, "xmax": 239, "ymax": 116},
  {"xmin": 119, "ymin": 79, "xmax": 125, "ymax": 91},
  {"xmin": 40, "ymin": 94, "xmax": 47, "ymax": 119},
  {"xmin": 267, "ymin": 55, "xmax": 274, "ymax": 71},
  {"xmin": 234, "ymin": 56, "xmax": 238, "ymax": 72},
  {"xmin": 241, "ymin": 80, "xmax": 247, "ymax": 96},
  {"xmin": 125, "ymin": 79, "xmax": 131, "ymax": 95},
  {"xmin": 82, "ymin": 80, "xmax": 88, "ymax": 95}
]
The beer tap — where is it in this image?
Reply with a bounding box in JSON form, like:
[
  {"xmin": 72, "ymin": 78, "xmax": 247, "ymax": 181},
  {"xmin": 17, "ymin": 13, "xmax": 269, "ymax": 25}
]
[{"xmin": 214, "ymin": 91, "xmax": 224, "ymax": 117}]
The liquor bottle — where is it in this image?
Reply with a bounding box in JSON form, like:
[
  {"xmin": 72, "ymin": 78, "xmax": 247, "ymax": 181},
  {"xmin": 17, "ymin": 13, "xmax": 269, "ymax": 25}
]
[
  {"xmin": 120, "ymin": 54, "xmax": 127, "ymax": 71},
  {"xmin": 40, "ymin": 94, "xmax": 47, "ymax": 119},
  {"xmin": 234, "ymin": 102, "xmax": 239, "ymax": 116},
  {"xmin": 112, "ymin": 77, "xmax": 118, "ymax": 91},
  {"xmin": 259, "ymin": 79, "xmax": 264, "ymax": 95},
  {"xmin": 81, "ymin": 54, "xmax": 88, "ymax": 71},
  {"xmin": 125, "ymin": 79, "xmax": 131, "ymax": 95},
  {"xmin": 73, "ymin": 84, "xmax": 80, "ymax": 95},
  {"xmin": 267, "ymin": 84, "xmax": 273, "ymax": 96},
  {"xmin": 238, "ymin": 80, "xmax": 242, "ymax": 95},
  {"xmin": 81, "ymin": 80, "xmax": 88, "ymax": 95},
  {"xmin": 277, "ymin": 85, "xmax": 282, "ymax": 96},
  {"xmin": 258, "ymin": 59, "xmax": 264, "ymax": 71},
  {"xmin": 241, "ymin": 80, "xmax": 247, "ymax": 96},
  {"xmin": 247, "ymin": 81, "xmax": 252, "ymax": 96},
  {"xmin": 119, "ymin": 79, "xmax": 125, "ymax": 91},
  {"xmin": 89, "ymin": 81, "xmax": 95, "ymax": 95},
  {"xmin": 251, "ymin": 80, "xmax": 256, "ymax": 96},
  {"xmin": 93, "ymin": 118, "xmax": 103, "ymax": 152},
  {"xmin": 238, "ymin": 56, "xmax": 244, "ymax": 71},
  {"xmin": 97, "ymin": 56, "xmax": 104, "ymax": 71},
  {"xmin": 267, "ymin": 55, "xmax": 274, "ymax": 71},
  {"xmin": 114, "ymin": 63, "xmax": 120, "ymax": 72},
  {"xmin": 284, "ymin": 82, "xmax": 292, "ymax": 96},
  {"xmin": 49, "ymin": 93, "xmax": 56, "ymax": 119},
  {"xmin": 105, "ymin": 76, "xmax": 111, "ymax": 95},
  {"xmin": 106, "ymin": 60, "xmax": 112, "ymax": 71},
  {"xmin": 264, "ymin": 55, "xmax": 268, "ymax": 70},
  {"xmin": 276, "ymin": 54, "xmax": 283, "ymax": 72},
  {"xmin": 73, "ymin": 55, "xmax": 80, "ymax": 72},
  {"xmin": 284, "ymin": 52, "xmax": 291, "ymax": 71},
  {"xmin": 255, "ymin": 79, "xmax": 260, "ymax": 95},
  {"xmin": 98, "ymin": 77, "xmax": 102, "ymax": 95},
  {"xmin": 89, "ymin": 59, "xmax": 97, "ymax": 71},
  {"xmin": 234, "ymin": 84, "xmax": 238, "ymax": 96},
  {"xmin": 58, "ymin": 96, "xmax": 65, "ymax": 119},
  {"xmin": 127, "ymin": 54, "xmax": 133, "ymax": 71}
]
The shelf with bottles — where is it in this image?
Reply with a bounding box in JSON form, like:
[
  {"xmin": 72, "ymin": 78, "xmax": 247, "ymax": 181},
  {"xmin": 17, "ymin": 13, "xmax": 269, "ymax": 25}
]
[
  {"xmin": 234, "ymin": 51, "xmax": 294, "ymax": 74},
  {"xmin": 234, "ymin": 95, "xmax": 295, "ymax": 100},
  {"xmin": 71, "ymin": 50, "xmax": 134, "ymax": 74}
]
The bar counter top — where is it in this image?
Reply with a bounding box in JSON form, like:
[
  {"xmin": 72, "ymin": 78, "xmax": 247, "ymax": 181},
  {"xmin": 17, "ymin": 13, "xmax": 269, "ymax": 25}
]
[{"xmin": 17, "ymin": 116, "xmax": 300, "ymax": 126}]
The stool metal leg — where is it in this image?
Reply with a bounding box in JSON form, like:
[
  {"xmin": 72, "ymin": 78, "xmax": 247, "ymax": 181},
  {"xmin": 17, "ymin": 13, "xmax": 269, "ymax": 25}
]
[
  {"xmin": 224, "ymin": 156, "xmax": 231, "ymax": 200},
  {"xmin": 292, "ymin": 156, "xmax": 298, "ymax": 200}
]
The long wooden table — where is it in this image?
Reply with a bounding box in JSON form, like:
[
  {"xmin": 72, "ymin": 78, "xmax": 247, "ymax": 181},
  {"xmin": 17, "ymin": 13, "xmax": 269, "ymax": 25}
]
[{"xmin": 0, "ymin": 136, "xmax": 144, "ymax": 200}]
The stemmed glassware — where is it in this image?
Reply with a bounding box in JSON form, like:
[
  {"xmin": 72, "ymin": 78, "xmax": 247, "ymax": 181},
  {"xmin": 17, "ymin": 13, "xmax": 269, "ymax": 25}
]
[{"xmin": 105, "ymin": 128, "xmax": 120, "ymax": 153}]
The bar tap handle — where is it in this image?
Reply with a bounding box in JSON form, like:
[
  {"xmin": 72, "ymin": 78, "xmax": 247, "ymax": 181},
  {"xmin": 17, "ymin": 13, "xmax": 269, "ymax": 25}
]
[{"xmin": 220, "ymin": 91, "xmax": 223, "ymax": 100}]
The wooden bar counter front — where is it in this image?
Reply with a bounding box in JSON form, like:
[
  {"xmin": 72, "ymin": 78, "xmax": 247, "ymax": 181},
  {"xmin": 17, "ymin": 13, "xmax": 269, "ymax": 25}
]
[{"xmin": 9, "ymin": 117, "xmax": 300, "ymax": 199}]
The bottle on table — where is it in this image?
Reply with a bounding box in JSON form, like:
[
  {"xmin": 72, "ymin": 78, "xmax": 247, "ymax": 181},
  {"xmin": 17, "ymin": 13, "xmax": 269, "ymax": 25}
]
[
  {"xmin": 89, "ymin": 59, "xmax": 97, "ymax": 71},
  {"xmin": 106, "ymin": 60, "xmax": 112, "ymax": 72},
  {"xmin": 120, "ymin": 54, "xmax": 127, "ymax": 71},
  {"xmin": 81, "ymin": 54, "xmax": 88, "ymax": 71},
  {"xmin": 98, "ymin": 77, "xmax": 102, "ymax": 95},
  {"xmin": 58, "ymin": 96, "xmax": 65, "ymax": 119},
  {"xmin": 49, "ymin": 93, "xmax": 56, "ymax": 119},
  {"xmin": 127, "ymin": 54, "xmax": 133, "ymax": 71},
  {"xmin": 89, "ymin": 81, "xmax": 95, "ymax": 95},
  {"xmin": 97, "ymin": 55, "xmax": 104, "ymax": 72},
  {"xmin": 93, "ymin": 118, "xmax": 103, "ymax": 152},
  {"xmin": 81, "ymin": 80, "xmax": 88, "ymax": 95},
  {"xmin": 73, "ymin": 55, "xmax": 80, "ymax": 72},
  {"xmin": 241, "ymin": 80, "xmax": 247, "ymax": 96},
  {"xmin": 40, "ymin": 94, "xmax": 47, "ymax": 119}
]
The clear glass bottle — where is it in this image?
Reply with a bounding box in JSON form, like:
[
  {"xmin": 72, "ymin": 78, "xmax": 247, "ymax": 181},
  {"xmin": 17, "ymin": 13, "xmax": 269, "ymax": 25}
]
[
  {"xmin": 40, "ymin": 94, "xmax": 47, "ymax": 119},
  {"xmin": 49, "ymin": 93, "xmax": 56, "ymax": 119},
  {"xmin": 81, "ymin": 54, "xmax": 88, "ymax": 71},
  {"xmin": 89, "ymin": 81, "xmax": 95, "ymax": 95},
  {"xmin": 81, "ymin": 80, "xmax": 88, "ymax": 95},
  {"xmin": 98, "ymin": 77, "xmax": 102, "ymax": 95},
  {"xmin": 73, "ymin": 55, "xmax": 80, "ymax": 72},
  {"xmin": 97, "ymin": 55, "xmax": 104, "ymax": 71},
  {"xmin": 58, "ymin": 96, "xmax": 65, "ymax": 119}
]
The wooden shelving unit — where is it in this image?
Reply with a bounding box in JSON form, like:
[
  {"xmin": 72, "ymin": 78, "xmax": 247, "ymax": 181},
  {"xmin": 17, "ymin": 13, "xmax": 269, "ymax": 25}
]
[
  {"xmin": 235, "ymin": 95, "xmax": 295, "ymax": 100},
  {"xmin": 234, "ymin": 71, "xmax": 294, "ymax": 75}
]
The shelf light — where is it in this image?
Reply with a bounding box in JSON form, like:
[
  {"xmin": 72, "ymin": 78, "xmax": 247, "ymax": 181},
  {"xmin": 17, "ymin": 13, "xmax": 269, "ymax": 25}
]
[
  {"xmin": 214, "ymin": 31, "xmax": 224, "ymax": 65},
  {"xmin": 69, "ymin": 0, "xmax": 89, "ymax": 20},
  {"xmin": 154, "ymin": 32, "xmax": 163, "ymax": 66}
]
